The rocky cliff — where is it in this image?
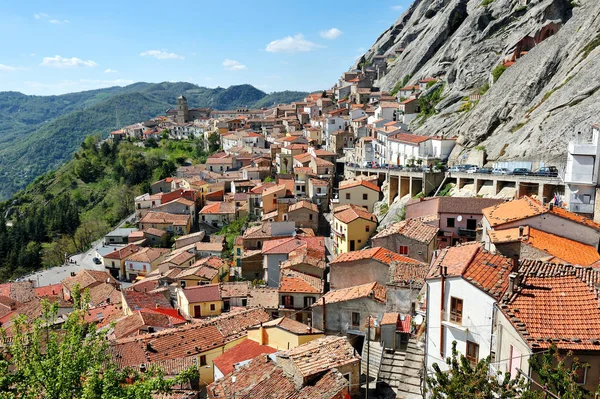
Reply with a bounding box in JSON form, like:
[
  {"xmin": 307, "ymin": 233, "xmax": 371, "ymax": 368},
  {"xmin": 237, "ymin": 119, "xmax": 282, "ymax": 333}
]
[{"xmin": 354, "ymin": 0, "xmax": 600, "ymax": 167}]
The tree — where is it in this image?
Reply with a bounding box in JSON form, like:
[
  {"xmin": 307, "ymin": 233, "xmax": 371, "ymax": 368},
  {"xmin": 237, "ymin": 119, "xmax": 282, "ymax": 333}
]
[
  {"xmin": 207, "ymin": 132, "xmax": 220, "ymax": 153},
  {"xmin": 0, "ymin": 292, "xmax": 198, "ymax": 399},
  {"xmin": 426, "ymin": 341, "xmax": 526, "ymax": 398}
]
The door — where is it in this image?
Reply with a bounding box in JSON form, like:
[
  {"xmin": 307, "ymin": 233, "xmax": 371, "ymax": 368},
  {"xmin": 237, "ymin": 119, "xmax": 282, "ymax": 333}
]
[
  {"xmin": 350, "ymin": 240, "xmax": 355, "ymax": 251},
  {"xmin": 193, "ymin": 305, "xmax": 201, "ymax": 318}
]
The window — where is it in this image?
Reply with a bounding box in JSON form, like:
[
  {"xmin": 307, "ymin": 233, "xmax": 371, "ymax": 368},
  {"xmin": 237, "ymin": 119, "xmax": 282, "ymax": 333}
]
[
  {"xmin": 242, "ymin": 299, "xmax": 247, "ymax": 307},
  {"xmin": 273, "ymin": 198, "xmax": 277, "ymax": 204},
  {"xmin": 346, "ymin": 193, "xmax": 351, "ymax": 200},
  {"xmin": 351, "ymin": 312, "xmax": 360, "ymax": 327},
  {"xmin": 399, "ymin": 246, "xmax": 409, "ymax": 255},
  {"xmin": 210, "ymin": 304, "xmax": 216, "ymax": 311},
  {"xmin": 200, "ymin": 355, "xmax": 207, "ymax": 366},
  {"xmin": 365, "ymin": 225, "xmax": 370, "ymax": 232},
  {"xmin": 363, "ymin": 193, "xmax": 368, "ymax": 200},
  {"xmin": 466, "ymin": 341, "xmax": 479, "ymax": 363},
  {"xmin": 447, "ymin": 217, "xmax": 455, "ymax": 228},
  {"xmin": 309, "ymin": 214, "xmax": 313, "ymax": 220},
  {"xmin": 283, "ymin": 295, "xmax": 294, "ymax": 307},
  {"xmin": 574, "ymin": 365, "xmax": 588, "ymax": 385},
  {"xmin": 236, "ymin": 248, "xmax": 242, "ymax": 255},
  {"xmin": 466, "ymin": 218, "xmax": 477, "ymax": 230},
  {"xmin": 304, "ymin": 297, "xmax": 315, "ymax": 307},
  {"xmin": 450, "ymin": 297, "xmax": 463, "ymax": 323}
]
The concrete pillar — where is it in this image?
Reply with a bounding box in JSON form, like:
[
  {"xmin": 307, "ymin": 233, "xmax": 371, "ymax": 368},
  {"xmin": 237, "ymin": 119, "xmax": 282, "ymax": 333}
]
[
  {"xmin": 410, "ymin": 178, "xmax": 423, "ymax": 197},
  {"xmin": 538, "ymin": 184, "xmax": 545, "ymax": 203},
  {"xmin": 493, "ymin": 179, "xmax": 499, "ymax": 195},
  {"xmin": 389, "ymin": 176, "xmax": 399, "ymax": 206},
  {"xmin": 594, "ymin": 188, "xmax": 600, "ymax": 224},
  {"xmin": 400, "ymin": 177, "xmax": 410, "ymax": 198}
]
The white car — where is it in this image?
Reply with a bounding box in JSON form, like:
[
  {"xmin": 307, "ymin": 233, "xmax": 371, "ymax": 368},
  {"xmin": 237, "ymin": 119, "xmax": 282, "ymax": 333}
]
[
  {"xmin": 492, "ymin": 168, "xmax": 510, "ymax": 175},
  {"xmin": 465, "ymin": 166, "xmax": 479, "ymax": 174}
]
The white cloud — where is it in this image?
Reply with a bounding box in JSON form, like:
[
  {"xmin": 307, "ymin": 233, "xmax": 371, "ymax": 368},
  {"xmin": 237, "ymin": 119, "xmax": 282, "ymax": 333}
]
[
  {"xmin": 40, "ymin": 55, "xmax": 98, "ymax": 68},
  {"xmin": 33, "ymin": 13, "xmax": 48, "ymax": 19},
  {"xmin": 320, "ymin": 28, "xmax": 342, "ymax": 40},
  {"xmin": 222, "ymin": 59, "xmax": 247, "ymax": 71},
  {"xmin": 0, "ymin": 64, "xmax": 17, "ymax": 71},
  {"xmin": 35, "ymin": 13, "xmax": 68, "ymax": 23},
  {"xmin": 139, "ymin": 50, "xmax": 184, "ymax": 60},
  {"xmin": 266, "ymin": 34, "xmax": 324, "ymax": 53},
  {"xmin": 391, "ymin": 5, "xmax": 404, "ymax": 11},
  {"xmin": 104, "ymin": 68, "xmax": 118, "ymax": 73},
  {"xmin": 49, "ymin": 19, "xmax": 69, "ymax": 24}
]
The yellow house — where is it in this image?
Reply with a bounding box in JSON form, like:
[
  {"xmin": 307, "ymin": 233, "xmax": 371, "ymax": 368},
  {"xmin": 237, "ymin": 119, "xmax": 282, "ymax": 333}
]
[
  {"xmin": 246, "ymin": 316, "xmax": 324, "ymax": 351},
  {"xmin": 262, "ymin": 184, "xmax": 287, "ymax": 214},
  {"xmin": 336, "ymin": 179, "xmax": 381, "ymax": 212},
  {"xmin": 188, "ymin": 178, "xmax": 211, "ymax": 207},
  {"xmin": 174, "ymin": 264, "xmax": 219, "ymax": 288},
  {"xmin": 332, "ymin": 204, "xmax": 378, "ymax": 254},
  {"xmin": 176, "ymin": 283, "xmax": 222, "ymax": 319}
]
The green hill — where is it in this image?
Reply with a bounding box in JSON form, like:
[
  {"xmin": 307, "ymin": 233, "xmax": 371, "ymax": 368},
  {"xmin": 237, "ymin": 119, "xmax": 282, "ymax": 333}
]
[{"xmin": 0, "ymin": 82, "xmax": 308, "ymax": 199}]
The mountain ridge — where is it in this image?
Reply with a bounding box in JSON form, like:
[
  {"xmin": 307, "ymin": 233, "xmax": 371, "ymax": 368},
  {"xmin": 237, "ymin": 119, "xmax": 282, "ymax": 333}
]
[{"xmin": 0, "ymin": 82, "xmax": 308, "ymax": 199}]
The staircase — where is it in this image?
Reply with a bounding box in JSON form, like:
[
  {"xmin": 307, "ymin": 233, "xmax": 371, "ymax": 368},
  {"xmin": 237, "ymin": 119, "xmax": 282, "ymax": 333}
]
[{"xmin": 379, "ymin": 338, "xmax": 424, "ymax": 399}]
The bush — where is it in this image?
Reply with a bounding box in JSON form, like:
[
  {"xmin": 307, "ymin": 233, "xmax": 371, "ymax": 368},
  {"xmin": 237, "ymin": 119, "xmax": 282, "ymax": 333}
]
[{"xmin": 492, "ymin": 64, "xmax": 507, "ymax": 82}]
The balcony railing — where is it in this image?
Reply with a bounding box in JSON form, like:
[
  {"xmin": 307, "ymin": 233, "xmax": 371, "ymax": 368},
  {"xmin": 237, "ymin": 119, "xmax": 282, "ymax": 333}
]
[
  {"xmin": 458, "ymin": 228, "xmax": 477, "ymax": 239},
  {"xmin": 569, "ymin": 202, "xmax": 594, "ymax": 214}
]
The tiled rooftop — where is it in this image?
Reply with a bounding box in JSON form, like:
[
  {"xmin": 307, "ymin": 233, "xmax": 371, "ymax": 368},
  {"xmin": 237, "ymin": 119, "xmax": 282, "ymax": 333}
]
[
  {"xmin": 339, "ymin": 179, "xmax": 381, "ymax": 192},
  {"xmin": 279, "ymin": 270, "xmax": 324, "ymax": 294},
  {"xmin": 212, "ymin": 339, "xmax": 277, "ymax": 376},
  {"xmin": 315, "ymin": 282, "xmax": 386, "ymax": 305},
  {"xmin": 372, "ymin": 218, "xmax": 438, "ymax": 243},
  {"xmin": 332, "ymin": 204, "xmax": 377, "ymax": 224},
  {"xmin": 330, "ymin": 246, "xmax": 422, "ymax": 266},
  {"xmin": 181, "ymin": 284, "xmax": 221, "ymax": 303}
]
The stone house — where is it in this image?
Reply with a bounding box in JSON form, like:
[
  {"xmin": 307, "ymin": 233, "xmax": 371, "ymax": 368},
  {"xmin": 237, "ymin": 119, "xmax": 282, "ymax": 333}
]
[
  {"xmin": 286, "ymin": 200, "xmax": 319, "ymax": 231},
  {"xmin": 371, "ymin": 218, "xmax": 438, "ymax": 263},
  {"xmin": 199, "ymin": 201, "xmax": 235, "ymax": 228}
]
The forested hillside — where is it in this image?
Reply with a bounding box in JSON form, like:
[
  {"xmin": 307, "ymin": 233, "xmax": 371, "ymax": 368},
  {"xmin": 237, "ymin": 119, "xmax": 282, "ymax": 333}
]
[
  {"xmin": 0, "ymin": 82, "xmax": 307, "ymax": 199},
  {"xmin": 0, "ymin": 135, "xmax": 216, "ymax": 281}
]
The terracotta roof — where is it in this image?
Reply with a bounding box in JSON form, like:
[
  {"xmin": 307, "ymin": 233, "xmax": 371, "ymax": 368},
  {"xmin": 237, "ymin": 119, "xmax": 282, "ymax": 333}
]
[
  {"xmin": 62, "ymin": 269, "xmax": 116, "ymax": 292},
  {"xmin": 253, "ymin": 316, "xmax": 322, "ymax": 335},
  {"xmin": 175, "ymin": 265, "xmax": 218, "ymax": 281},
  {"xmin": 88, "ymin": 283, "xmax": 122, "ymax": 307},
  {"xmin": 242, "ymin": 222, "xmax": 294, "ymax": 240},
  {"xmin": 113, "ymin": 310, "xmax": 176, "ymax": 339},
  {"xmin": 122, "ymin": 289, "xmax": 173, "ymax": 312},
  {"xmin": 311, "ymin": 156, "xmax": 334, "ymax": 167},
  {"xmin": 84, "ymin": 304, "xmax": 124, "ymax": 328},
  {"xmin": 34, "ymin": 283, "xmax": 63, "ymax": 298},
  {"xmin": 288, "ymin": 200, "xmax": 319, "ymax": 213},
  {"xmin": 314, "ymin": 282, "xmax": 386, "ymax": 305},
  {"xmin": 181, "ymin": 284, "xmax": 221, "ymax": 303},
  {"xmin": 490, "ymin": 226, "xmax": 600, "ymax": 266},
  {"xmin": 104, "ymin": 244, "xmax": 141, "ymax": 260},
  {"xmin": 281, "ymin": 253, "xmax": 326, "ymax": 271},
  {"xmin": 212, "ymin": 339, "xmax": 277, "ymax": 376},
  {"xmin": 330, "ymin": 246, "xmax": 421, "ymax": 265},
  {"xmin": 309, "ymin": 178, "xmax": 329, "ymax": 187},
  {"xmin": 193, "ymin": 256, "xmax": 225, "ymax": 269},
  {"xmin": 388, "ymin": 133, "xmax": 430, "ymax": 144},
  {"xmin": 372, "ymin": 218, "xmax": 438, "ymax": 243},
  {"xmin": 339, "ymin": 179, "xmax": 381, "ymax": 192},
  {"xmin": 140, "ymin": 212, "xmax": 190, "ymax": 226},
  {"xmin": 220, "ymin": 282, "xmax": 251, "ymax": 298},
  {"xmin": 483, "ymin": 196, "xmax": 600, "ymax": 230},
  {"xmin": 387, "ymin": 259, "xmax": 430, "ymax": 288},
  {"xmin": 194, "ymin": 242, "xmax": 224, "ymax": 252},
  {"xmin": 144, "ymin": 228, "xmax": 167, "ymax": 237},
  {"xmin": 501, "ymin": 260, "xmax": 600, "ymax": 351},
  {"xmin": 126, "ymin": 247, "xmax": 170, "ymax": 264},
  {"xmin": 279, "ymin": 270, "xmax": 324, "ymax": 294},
  {"xmin": 380, "ymin": 312, "xmax": 399, "ymax": 326},
  {"xmin": 164, "ymin": 251, "xmax": 195, "ymax": 266},
  {"xmin": 282, "ymin": 335, "xmax": 360, "ymax": 378},
  {"xmin": 428, "ymin": 243, "xmax": 514, "ymax": 300},
  {"xmin": 407, "ymin": 197, "xmax": 504, "ymax": 215},
  {"xmin": 247, "ymin": 287, "xmax": 279, "ymax": 309},
  {"xmin": 332, "ymin": 204, "xmax": 377, "ymax": 224},
  {"xmin": 200, "ymin": 201, "xmax": 235, "ymax": 215}
]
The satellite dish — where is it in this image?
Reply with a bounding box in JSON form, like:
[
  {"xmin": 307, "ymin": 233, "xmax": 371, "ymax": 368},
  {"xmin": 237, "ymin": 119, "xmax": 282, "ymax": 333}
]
[
  {"xmin": 413, "ymin": 314, "xmax": 424, "ymax": 325},
  {"xmin": 457, "ymin": 215, "xmax": 463, "ymax": 222}
]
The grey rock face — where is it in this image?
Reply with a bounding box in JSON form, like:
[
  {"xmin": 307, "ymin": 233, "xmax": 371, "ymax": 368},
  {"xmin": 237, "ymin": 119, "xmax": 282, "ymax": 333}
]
[{"xmin": 354, "ymin": 0, "xmax": 600, "ymax": 166}]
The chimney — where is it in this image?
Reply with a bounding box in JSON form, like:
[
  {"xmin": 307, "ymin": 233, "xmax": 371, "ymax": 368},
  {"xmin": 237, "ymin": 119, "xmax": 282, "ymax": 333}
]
[
  {"xmin": 512, "ymin": 254, "xmax": 520, "ymax": 273},
  {"xmin": 549, "ymin": 203, "xmax": 554, "ymax": 211},
  {"xmin": 508, "ymin": 273, "xmax": 517, "ymax": 297}
]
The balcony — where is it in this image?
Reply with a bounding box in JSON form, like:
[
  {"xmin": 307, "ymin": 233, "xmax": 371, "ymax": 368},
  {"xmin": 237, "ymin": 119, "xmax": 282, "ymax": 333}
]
[
  {"xmin": 569, "ymin": 202, "xmax": 594, "ymax": 214},
  {"xmin": 458, "ymin": 228, "xmax": 477, "ymax": 239},
  {"xmin": 568, "ymin": 142, "xmax": 597, "ymax": 156},
  {"xmin": 440, "ymin": 311, "xmax": 467, "ymax": 331},
  {"xmin": 332, "ymin": 226, "xmax": 345, "ymax": 238}
]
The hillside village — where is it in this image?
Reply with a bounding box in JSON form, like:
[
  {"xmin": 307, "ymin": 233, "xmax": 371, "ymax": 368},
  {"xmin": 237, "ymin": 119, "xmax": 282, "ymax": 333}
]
[{"xmin": 3, "ymin": 66, "xmax": 600, "ymax": 399}]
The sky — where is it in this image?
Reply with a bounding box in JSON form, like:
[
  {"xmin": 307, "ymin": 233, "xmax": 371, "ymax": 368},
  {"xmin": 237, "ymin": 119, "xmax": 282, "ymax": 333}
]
[{"xmin": 0, "ymin": 0, "xmax": 411, "ymax": 96}]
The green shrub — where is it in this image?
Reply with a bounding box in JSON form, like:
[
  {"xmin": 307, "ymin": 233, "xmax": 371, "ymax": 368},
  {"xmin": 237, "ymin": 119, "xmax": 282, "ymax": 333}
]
[{"xmin": 492, "ymin": 64, "xmax": 507, "ymax": 82}]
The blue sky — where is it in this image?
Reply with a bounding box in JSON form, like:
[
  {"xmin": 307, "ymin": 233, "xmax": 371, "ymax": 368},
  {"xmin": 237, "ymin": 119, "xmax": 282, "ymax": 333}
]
[{"xmin": 0, "ymin": 0, "xmax": 411, "ymax": 96}]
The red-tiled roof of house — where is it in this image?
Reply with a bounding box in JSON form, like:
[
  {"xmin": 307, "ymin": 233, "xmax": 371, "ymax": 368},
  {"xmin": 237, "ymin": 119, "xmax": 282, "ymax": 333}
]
[
  {"xmin": 220, "ymin": 282, "xmax": 251, "ymax": 298},
  {"xmin": 407, "ymin": 197, "xmax": 504, "ymax": 215},
  {"xmin": 126, "ymin": 247, "xmax": 170, "ymax": 264},
  {"xmin": 164, "ymin": 251, "xmax": 195, "ymax": 266},
  {"xmin": 140, "ymin": 212, "xmax": 190, "ymax": 226},
  {"xmin": 309, "ymin": 178, "xmax": 329, "ymax": 187},
  {"xmin": 388, "ymin": 133, "xmax": 430, "ymax": 144},
  {"xmin": 483, "ymin": 196, "xmax": 600, "ymax": 230},
  {"xmin": 193, "ymin": 256, "xmax": 225, "ymax": 269},
  {"xmin": 194, "ymin": 242, "xmax": 224, "ymax": 253},
  {"xmin": 288, "ymin": 200, "xmax": 319, "ymax": 213},
  {"xmin": 279, "ymin": 270, "xmax": 323, "ymax": 294},
  {"xmin": 251, "ymin": 316, "xmax": 322, "ymax": 335},
  {"xmin": 144, "ymin": 228, "xmax": 167, "ymax": 237},
  {"xmin": 242, "ymin": 222, "xmax": 294, "ymax": 240},
  {"xmin": 85, "ymin": 304, "xmax": 124, "ymax": 327},
  {"xmin": 428, "ymin": 243, "xmax": 514, "ymax": 300},
  {"xmin": 372, "ymin": 218, "xmax": 438, "ymax": 243},
  {"xmin": 212, "ymin": 339, "xmax": 277, "ymax": 376},
  {"xmin": 175, "ymin": 265, "xmax": 218, "ymax": 281},
  {"xmin": 104, "ymin": 244, "xmax": 141, "ymax": 260},
  {"xmin": 339, "ymin": 179, "xmax": 381, "ymax": 192},
  {"xmin": 281, "ymin": 253, "xmax": 326, "ymax": 271},
  {"xmin": 88, "ymin": 283, "xmax": 122, "ymax": 307},
  {"xmin": 490, "ymin": 226, "xmax": 600, "ymax": 266},
  {"xmin": 332, "ymin": 204, "xmax": 377, "ymax": 224},
  {"xmin": 388, "ymin": 259, "xmax": 430, "ymax": 288},
  {"xmin": 34, "ymin": 283, "xmax": 63, "ymax": 298},
  {"xmin": 200, "ymin": 201, "xmax": 235, "ymax": 215},
  {"xmin": 62, "ymin": 269, "xmax": 116, "ymax": 292},
  {"xmin": 380, "ymin": 312, "xmax": 399, "ymax": 326},
  {"xmin": 311, "ymin": 156, "xmax": 334, "ymax": 167},
  {"xmin": 181, "ymin": 284, "xmax": 221, "ymax": 303},
  {"xmin": 501, "ymin": 260, "xmax": 600, "ymax": 351},
  {"xmin": 247, "ymin": 287, "xmax": 279, "ymax": 309},
  {"xmin": 330, "ymin": 247, "xmax": 421, "ymax": 265},
  {"xmin": 314, "ymin": 282, "xmax": 386, "ymax": 305},
  {"xmin": 122, "ymin": 289, "xmax": 173, "ymax": 312},
  {"xmin": 283, "ymin": 335, "xmax": 360, "ymax": 378}
]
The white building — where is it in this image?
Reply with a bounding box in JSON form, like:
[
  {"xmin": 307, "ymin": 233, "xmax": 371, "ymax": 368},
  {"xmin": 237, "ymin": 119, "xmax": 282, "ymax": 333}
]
[
  {"xmin": 564, "ymin": 124, "xmax": 600, "ymax": 217},
  {"xmin": 425, "ymin": 243, "xmax": 514, "ymax": 374},
  {"xmin": 374, "ymin": 102, "xmax": 399, "ymax": 121}
]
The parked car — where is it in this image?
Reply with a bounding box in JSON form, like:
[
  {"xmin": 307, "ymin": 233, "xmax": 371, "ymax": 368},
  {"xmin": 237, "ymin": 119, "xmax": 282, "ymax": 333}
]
[
  {"xmin": 92, "ymin": 257, "xmax": 102, "ymax": 265},
  {"xmin": 465, "ymin": 166, "xmax": 479, "ymax": 174},
  {"xmin": 492, "ymin": 168, "xmax": 510, "ymax": 175},
  {"xmin": 448, "ymin": 166, "xmax": 461, "ymax": 172},
  {"xmin": 533, "ymin": 166, "xmax": 559, "ymax": 177},
  {"xmin": 478, "ymin": 168, "xmax": 493, "ymax": 174},
  {"xmin": 365, "ymin": 161, "xmax": 375, "ymax": 168},
  {"xmin": 512, "ymin": 168, "xmax": 531, "ymax": 176},
  {"xmin": 380, "ymin": 163, "xmax": 390, "ymax": 169}
]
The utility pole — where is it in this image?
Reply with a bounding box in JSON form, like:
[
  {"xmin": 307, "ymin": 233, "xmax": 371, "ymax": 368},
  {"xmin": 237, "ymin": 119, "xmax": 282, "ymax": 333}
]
[{"xmin": 366, "ymin": 315, "xmax": 370, "ymax": 399}]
